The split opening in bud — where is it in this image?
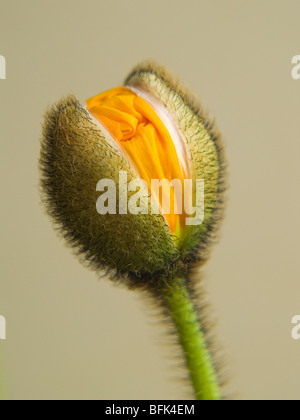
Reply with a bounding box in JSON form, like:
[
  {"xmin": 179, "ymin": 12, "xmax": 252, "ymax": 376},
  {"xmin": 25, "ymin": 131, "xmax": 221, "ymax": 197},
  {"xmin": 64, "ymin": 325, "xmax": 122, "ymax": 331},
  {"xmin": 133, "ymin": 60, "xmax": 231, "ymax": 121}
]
[{"xmin": 86, "ymin": 86, "xmax": 193, "ymax": 237}]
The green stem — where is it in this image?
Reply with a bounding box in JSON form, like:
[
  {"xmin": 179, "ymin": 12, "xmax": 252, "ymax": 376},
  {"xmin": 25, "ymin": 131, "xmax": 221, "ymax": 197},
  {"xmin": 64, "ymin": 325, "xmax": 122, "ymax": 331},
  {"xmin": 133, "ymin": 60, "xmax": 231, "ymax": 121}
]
[{"xmin": 159, "ymin": 276, "xmax": 221, "ymax": 400}]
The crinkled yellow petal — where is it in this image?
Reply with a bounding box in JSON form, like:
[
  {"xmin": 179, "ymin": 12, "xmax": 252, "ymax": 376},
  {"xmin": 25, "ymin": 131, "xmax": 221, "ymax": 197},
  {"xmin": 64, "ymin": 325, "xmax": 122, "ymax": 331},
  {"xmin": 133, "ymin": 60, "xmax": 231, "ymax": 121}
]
[{"xmin": 86, "ymin": 87, "xmax": 188, "ymax": 235}]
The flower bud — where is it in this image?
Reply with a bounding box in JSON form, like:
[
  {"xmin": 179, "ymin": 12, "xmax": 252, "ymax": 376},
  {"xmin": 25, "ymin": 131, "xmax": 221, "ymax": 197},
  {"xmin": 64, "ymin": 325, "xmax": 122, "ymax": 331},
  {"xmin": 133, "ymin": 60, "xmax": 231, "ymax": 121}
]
[{"xmin": 40, "ymin": 61, "xmax": 226, "ymax": 285}]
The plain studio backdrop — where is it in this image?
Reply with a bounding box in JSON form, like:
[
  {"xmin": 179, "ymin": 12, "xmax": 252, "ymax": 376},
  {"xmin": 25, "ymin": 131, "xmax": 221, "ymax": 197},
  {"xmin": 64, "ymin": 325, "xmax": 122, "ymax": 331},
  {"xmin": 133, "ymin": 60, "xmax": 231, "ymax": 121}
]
[{"xmin": 0, "ymin": 0, "xmax": 299, "ymax": 400}]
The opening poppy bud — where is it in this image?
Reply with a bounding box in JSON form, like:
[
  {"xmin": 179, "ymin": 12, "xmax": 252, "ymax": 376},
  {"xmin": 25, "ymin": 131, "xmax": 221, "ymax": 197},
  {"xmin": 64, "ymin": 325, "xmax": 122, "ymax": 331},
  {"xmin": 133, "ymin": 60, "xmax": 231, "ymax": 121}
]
[{"xmin": 40, "ymin": 60, "xmax": 225, "ymax": 283}]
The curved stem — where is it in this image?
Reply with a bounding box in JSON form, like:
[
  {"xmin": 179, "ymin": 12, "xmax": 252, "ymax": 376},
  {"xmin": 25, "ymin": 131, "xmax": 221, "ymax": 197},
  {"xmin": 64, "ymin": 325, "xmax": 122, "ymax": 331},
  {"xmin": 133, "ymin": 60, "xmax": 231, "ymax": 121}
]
[{"xmin": 159, "ymin": 276, "xmax": 221, "ymax": 400}]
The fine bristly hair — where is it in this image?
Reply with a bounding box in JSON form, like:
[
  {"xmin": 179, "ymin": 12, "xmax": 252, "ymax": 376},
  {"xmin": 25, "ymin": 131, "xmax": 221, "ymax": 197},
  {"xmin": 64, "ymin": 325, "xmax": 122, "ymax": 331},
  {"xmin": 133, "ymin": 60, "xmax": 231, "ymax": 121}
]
[
  {"xmin": 40, "ymin": 60, "xmax": 226, "ymax": 289},
  {"xmin": 40, "ymin": 60, "xmax": 227, "ymax": 398}
]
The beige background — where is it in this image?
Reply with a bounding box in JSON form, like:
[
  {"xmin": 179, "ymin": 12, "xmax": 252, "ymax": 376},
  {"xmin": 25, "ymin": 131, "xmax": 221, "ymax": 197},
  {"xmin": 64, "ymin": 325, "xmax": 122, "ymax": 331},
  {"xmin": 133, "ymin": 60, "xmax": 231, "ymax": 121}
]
[{"xmin": 0, "ymin": 0, "xmax": 299, "ymax": 400}]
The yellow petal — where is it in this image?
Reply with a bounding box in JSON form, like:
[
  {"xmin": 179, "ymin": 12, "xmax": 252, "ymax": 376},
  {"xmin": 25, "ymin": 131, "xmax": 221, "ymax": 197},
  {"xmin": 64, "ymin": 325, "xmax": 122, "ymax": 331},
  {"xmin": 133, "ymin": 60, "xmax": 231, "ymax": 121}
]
[{"xmin": 87, "ymin": 86, "xmax": 189, "ymax": 236}]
